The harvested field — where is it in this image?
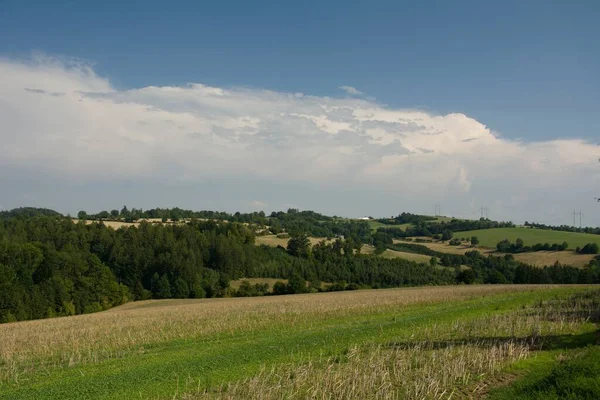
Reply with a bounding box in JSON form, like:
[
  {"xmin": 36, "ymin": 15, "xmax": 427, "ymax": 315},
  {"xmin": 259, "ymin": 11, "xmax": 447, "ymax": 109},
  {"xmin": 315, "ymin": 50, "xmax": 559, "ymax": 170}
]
[
  {"xmin": 362, "ymin": 245, "xmax": 434, "ymax": 263},
  {"xmin": 398, "ymin": 239, "xmax": 596, "ymax": 267},
  {"xmin": 1, "ymin": 285, "xmax": 597, "ymax": 399},
  {"xmin": 255, "ymin": 234, "xmax": 333, "ymax": 248},
  {"xmin": 451, "ymin": 227, "xmax": 600, "ymax": 249}
]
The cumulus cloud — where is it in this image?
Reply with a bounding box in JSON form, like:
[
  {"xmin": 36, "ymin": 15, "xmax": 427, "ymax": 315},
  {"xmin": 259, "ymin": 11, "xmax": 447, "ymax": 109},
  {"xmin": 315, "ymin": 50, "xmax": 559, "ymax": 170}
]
[
  {"xmin": 338, "ymin": 85, "xmax": 363, "ymax": 96},
  {"xmin": 1, "ymin": 55, "xmax": 599, "ymax": 224}
]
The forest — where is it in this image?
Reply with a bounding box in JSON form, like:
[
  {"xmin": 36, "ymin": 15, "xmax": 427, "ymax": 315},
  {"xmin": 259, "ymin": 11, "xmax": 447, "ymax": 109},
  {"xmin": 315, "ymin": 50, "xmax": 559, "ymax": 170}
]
[{"xmin": 1, "ymin": 208, "xmax": 599, "ymax": 323}]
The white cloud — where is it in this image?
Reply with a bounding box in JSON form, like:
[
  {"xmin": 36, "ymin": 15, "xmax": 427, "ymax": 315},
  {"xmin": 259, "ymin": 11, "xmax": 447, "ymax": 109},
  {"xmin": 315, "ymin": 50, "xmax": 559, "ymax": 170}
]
[
  {"xmin": 1, "ymin": 55, "xmax": 599, "ymax": 224},
  {"xmin": 249, "ymin": 200, "xmax": 268, "ymax": 210},
  {"xmin": 338, "ymin": 85, "xmax": 363, "ymax": 96}
]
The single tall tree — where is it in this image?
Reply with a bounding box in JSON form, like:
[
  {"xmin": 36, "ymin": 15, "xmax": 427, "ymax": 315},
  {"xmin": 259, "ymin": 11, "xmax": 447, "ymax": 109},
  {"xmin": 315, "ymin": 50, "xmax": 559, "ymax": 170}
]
[{"xmin": 287, "ymin": 234, "xmax": 311, "ymax": 258}]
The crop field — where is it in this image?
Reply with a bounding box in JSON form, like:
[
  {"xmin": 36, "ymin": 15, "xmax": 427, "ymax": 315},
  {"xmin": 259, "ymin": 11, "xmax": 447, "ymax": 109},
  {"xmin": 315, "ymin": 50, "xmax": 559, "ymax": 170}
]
[
  {"xmin": 453, "ymin": 227, "xmax": 600, "ymax": 249},
  {"xmin": 364, "ymin": 215, "xmax": 454, "ymax": 232},
  {"xmin": 399, "ymin": 240, "xmax": 596, "ymax": 267},
  {"xmin": 1, "ymin": 285, "xmax": 598, "ymax": 399},
  {"xmin": 510, "ymin": 251, "xmax": 596, "ymax": 268},
  {"xmin": 361, "ymin": 244, "xmax": 435, "ymax": 263},
  {"xmin": 365, "ymin": 220, "xmax": 412, "ymax": 232},
  {"xmin": 255, "ymin": 234, "xmax": 333, "ymax": 248},
  {"xmin": 71, "ymin": 218, "xmax": 189, "ymax": 229}
]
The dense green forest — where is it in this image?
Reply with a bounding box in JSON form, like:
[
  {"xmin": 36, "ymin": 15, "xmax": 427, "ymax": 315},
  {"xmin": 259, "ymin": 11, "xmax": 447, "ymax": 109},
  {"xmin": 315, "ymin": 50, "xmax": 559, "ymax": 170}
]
[
  {"xmin": 0, "ymin": 211, "xmax": 450, "ymax": 322},
  {"xmin": 376, "ymin": 212, "xmax": 437, "ymax": 225},
  {"xmin": 1, "ymin": 208, "xmax": 599, "ymax": 323}
]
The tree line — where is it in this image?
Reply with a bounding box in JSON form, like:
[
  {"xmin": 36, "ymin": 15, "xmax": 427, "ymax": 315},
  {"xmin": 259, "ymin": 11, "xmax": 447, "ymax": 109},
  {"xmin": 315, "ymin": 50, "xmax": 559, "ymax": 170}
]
[
  {"xmin": 496, "ymin": 238, "xmax": 569, "ymax": 253},
  {"xmin": 376, "ymin": 218, "xmax": 515, "ymax": 239},
  {"xmin": 386, "ymin": 242, "xmax": 599, "ymax": 285},
  {"xmin": 524, "ymin": 221, "xmax": 600, "ymax": 236},
  {"xmin": 376, "ymin": 212, "xmax": 437, "ymax": 226}
]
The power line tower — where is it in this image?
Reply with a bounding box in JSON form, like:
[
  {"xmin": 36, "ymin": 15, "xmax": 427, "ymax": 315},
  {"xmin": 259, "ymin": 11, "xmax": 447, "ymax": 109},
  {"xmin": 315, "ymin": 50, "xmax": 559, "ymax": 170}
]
[
  {"xmin": 480, "ymin": 207, "xmax": 489, "ymax": 219},
  {"xmin": 434, "ymin": 204, "xmax": 441, "ymax": 217},
  {"xmin": 596, "ymin": 158, "xmax": 600, "ymax": 202},
  {"xmin": 572, "ymin": 210, "xmax": 584, "ymax": 228}
]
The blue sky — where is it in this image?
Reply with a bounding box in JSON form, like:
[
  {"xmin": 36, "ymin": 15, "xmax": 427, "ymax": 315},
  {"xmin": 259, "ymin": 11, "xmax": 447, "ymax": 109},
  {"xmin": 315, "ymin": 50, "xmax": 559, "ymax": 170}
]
[
  {"xmin": 0, "ymin": 0, "xmax": 599, "ymax": 223},
  {"xmin": 2, "ymin": 0, "xmax": 598, "ymax": 141}
]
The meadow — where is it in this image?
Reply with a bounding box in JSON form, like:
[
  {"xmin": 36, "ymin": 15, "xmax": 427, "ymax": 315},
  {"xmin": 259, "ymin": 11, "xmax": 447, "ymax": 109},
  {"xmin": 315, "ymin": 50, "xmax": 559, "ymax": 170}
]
[
  {"xmin": 1, "ymin": 285, "xmax": 598, "ymax": 399},
  {"xmin": 453, "ymin": 227, "xmax": 600, "ymax": 249}
]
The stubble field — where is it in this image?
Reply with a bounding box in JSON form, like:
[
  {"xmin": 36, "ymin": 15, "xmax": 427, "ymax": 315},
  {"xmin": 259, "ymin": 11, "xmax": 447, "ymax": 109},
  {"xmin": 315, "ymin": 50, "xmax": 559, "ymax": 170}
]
[
  {"xmin": 1, "ymin": 285, "xmax": 599, "ymax": 399},
  {"xmin": 398, "ymin": 240, "xmax": 596, "ymax": 268}
]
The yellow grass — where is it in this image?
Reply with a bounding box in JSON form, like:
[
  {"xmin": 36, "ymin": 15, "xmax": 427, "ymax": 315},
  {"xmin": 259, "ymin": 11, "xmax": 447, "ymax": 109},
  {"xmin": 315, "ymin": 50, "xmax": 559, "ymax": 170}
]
[
  {"xmin": 191, "ymin": 342, "xmax": 530, "ymax": 400},
  {"xmin": 71, "ymin": 218, "xmax": 191, "ymax": 229},
  {"xmin": 511, "ymin": 251, "xmax": 594, "ymax": 268},
  {"xmin": 255, "ymin": 235, "xmax": 333, "ymax": 248}
]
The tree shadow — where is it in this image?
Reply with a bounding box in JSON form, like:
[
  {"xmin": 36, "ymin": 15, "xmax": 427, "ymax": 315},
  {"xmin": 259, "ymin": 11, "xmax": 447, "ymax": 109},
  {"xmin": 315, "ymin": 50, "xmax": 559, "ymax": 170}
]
[{"xmin": 385, "ymin": 330, "xmax": 599, "ymax": 352}]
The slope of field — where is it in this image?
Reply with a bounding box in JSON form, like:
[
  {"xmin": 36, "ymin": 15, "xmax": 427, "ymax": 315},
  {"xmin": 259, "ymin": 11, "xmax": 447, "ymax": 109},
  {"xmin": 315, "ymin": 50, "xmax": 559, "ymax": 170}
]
[
  {"xmin": 1, "ymin": 285, "xmax": 598, "ymax": 399},
  {"xmin": 398, "ymin": 240, "xmax": 596, "ymax": 268},
  {"xmin": 511, "ymin": 251, "xmax": 595, "ymax": 268},
  {"xmin": 72, "ymin": 218, "xmax": 188, "ymax": 229},
  {"xmin": 361, "ymin": 244, "xmax": 434, "ymax": 263},
  {"xmin": 255, "ymin": 234, "xmax": 332, "ymax": 247},
  {"xmin": 364, "ymin": 215, "xmax": 455, "ymax": 232},
  {"xmin": 455, "ymin": 227, "xmax": 600, "ymax": 249},
  {"xmin": 365, "ymin": 219, "xmax": 389, "ymax": 231}
]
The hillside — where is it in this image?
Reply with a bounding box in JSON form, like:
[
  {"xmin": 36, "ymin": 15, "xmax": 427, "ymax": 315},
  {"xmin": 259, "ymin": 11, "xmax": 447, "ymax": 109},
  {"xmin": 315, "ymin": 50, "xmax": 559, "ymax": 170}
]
[
  {"xmin": 455, "ymin": 227, "xmax": 600, "ymax": 249},
  {"xmin": 401, "ymin": 240, "xmax": 597, "ymax": 268}
]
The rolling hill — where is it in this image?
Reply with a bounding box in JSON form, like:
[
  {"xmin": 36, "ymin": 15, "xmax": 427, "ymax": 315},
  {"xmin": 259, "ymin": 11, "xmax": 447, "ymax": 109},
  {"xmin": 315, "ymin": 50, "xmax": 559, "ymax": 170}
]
[{"xmin": 454, "ymin": 227, "xmax": 600, "ymax": 249}]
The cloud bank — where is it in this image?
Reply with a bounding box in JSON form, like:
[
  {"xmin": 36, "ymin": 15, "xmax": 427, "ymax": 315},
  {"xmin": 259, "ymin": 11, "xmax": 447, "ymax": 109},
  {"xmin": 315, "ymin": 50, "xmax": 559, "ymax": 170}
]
[{"xmin": 1, "ymin": 55, "xmax": 599, "ymax": 224}]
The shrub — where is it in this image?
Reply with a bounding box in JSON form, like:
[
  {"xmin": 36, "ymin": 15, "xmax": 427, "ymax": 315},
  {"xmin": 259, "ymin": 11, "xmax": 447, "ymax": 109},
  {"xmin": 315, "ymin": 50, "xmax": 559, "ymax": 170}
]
[{"xmin": 578, "ymin": 243, "xmax": 599, "ymax": 254}]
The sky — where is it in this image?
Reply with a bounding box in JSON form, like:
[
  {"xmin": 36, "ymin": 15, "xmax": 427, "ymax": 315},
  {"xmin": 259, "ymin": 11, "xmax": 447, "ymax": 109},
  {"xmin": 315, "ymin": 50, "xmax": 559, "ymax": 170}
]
[{"xmin": 0, "ymin": 0, "xmax": 599, "ymax": 224}]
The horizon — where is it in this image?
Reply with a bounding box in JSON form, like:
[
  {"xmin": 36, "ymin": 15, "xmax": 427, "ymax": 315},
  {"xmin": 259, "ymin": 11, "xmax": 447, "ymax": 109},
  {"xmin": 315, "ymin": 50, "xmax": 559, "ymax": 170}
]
[{"xmin": 3, "ymin": 204, "xmax": 600, "ymax": 228}]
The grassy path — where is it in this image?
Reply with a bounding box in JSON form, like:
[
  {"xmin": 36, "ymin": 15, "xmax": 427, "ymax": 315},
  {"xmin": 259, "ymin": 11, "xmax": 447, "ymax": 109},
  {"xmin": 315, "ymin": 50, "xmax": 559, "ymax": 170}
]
[
  {"xmin": 0, "ymin": 288, "xmax": 586, "ymax": 400},
  {"xmin": 487, "ymin": 333, "xmax": 600, "ymax": 399}
]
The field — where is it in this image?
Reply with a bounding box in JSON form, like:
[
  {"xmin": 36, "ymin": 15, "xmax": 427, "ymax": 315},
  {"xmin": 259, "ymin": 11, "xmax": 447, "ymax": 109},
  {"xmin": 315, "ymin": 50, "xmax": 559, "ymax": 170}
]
[
  {"xmin": 255, "ymin": 234, "xmax": 333, "ymax": 248},
  {"xmin": 364, "ymin": 215, "xmax": 454, "ymax": 232},
  {"xmin": 72, "ymin": 218, "xmax": 188, "ymax": 229},
  {"xmin": 361, "ymin": 244, "xmax": 434, "ymax": 263},
  {"xmin": 454, "ymin": 227, "xmax": 600, "ymax": 249},
  {"xmin": 1, "ymin": 285, "xmax": 599, "ymax": 399},
  {"xmin": 399, "ymin": 240, "xmax": 597, "ymax": 268},
  {"xmin": 365, "ymin": 219, "xmax": 412, "ymax": 232}
]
